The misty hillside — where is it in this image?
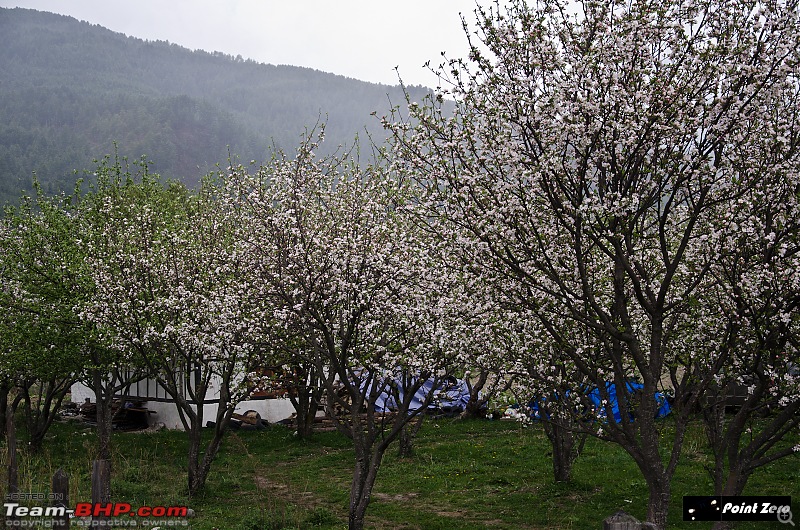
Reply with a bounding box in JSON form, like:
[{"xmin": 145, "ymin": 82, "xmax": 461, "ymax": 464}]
[{"xmin": 0, "ymin": 7, "xmax": 429, "ymax": 204}]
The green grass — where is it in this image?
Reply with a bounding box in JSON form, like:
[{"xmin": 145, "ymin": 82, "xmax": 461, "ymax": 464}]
[{"xmin": 1, "ymin": 416, "xmax": 798, "ymax": 529}]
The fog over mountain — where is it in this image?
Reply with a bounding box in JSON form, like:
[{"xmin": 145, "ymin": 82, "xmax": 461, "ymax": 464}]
[{"xmin": 0, "ymin": 7, "xmax": 431, "ymax": 204}]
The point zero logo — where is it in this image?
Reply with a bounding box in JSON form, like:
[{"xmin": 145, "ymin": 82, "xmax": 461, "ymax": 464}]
[{"xmin": 684, "ymin": 496, "xmax": 793, "ymax": 523}]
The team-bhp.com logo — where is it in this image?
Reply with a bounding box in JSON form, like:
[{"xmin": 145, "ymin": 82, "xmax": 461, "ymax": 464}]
[
  {"xmin": 72, "ymin": 504, "xmax": 188, "ymax": 518},
  {"xmin": 4, "ymin": 502, "xmax": 190, "ymax": 527}
]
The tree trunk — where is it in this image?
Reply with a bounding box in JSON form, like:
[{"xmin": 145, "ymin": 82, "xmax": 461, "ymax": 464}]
[
  {"xmin": 187, "ymin": 415, "xmax": 229, "ymax": 497},
  {"xmin": 186, "ymin": 423, "xmax": 203, "ymax": 496},
  {"xmin": 348, "ymin": 449, "xmax": 384, "ymax": 530},
  {"xmin": 189, "ymin": 433, "xmax": 225, "ymax": 496},
  {"xmin": 92, "ymin": 369, "xmax": 115, "ymax": 462},
  {"xmin": 397, "ymin": 414, "xmax": 424, "ymax": 458},
  {"xmin": 90, "ymin": 365, "xmax": 116, "ymax": 518},
  {"xmin": 538, "ymin": 398, "xmax": 585, "ymax": 483},
  {"xmin": 644, "ymin": 476, "xmax": 670, "ymax": 530},
  {"xmin": 548, "ymin": 422, "xmax": 579, "ymax": 482},
  {"xmin": 20, "ymin": 378, "xmax": 71, "ymax": 453},
  {"xmin": 0, "ymin": 381, "xmax": 9, "ymax": 440},
  {"xmin": 292, "ymin": 389, "xmax": 318, "ymax": 439},
  {"xmin": 302, "ymin": 402, "xmax": 317, "ymax": 437},
  {"xmin": 397, "ymin": 424, "xmax": 414, "ymax": 458},
  {"xmin": 461, "ymin": 371, "xmax": 488, "ymax": 419},
  {"xmin": 707, "ymin": 468, "xmax": 745, "ymax": 530},
  {"xmin": 6, "ymin": 405, "xmax": 18, "ymax": 494},
  {"xmin": 287, "ymin": 365, "xmax": 323, "ymax": 439},
  {"xmin": 5, "ymin": 405, "xmax": 18, "ymax": 526}
]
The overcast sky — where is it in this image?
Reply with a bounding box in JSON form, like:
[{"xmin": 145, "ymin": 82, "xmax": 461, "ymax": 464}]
[{"xmin": 0, "ymin": 0, "xmax": 488, "ymax": 87}]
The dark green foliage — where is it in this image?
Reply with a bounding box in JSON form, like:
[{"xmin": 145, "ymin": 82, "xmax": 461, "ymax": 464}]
[{"xmin": 0, "ymin": 7, "xmax": 431, "ymax": 206}]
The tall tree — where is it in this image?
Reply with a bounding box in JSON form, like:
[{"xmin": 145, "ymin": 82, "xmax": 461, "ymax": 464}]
[
  {"xmin": 387, "ymin": 0, "xmax": 800, "ymax": 526},
  {"xmin": 695, "ymin": 122, "xmax": 800, "ymax": 528},
  {"xmin": 227, "ymin": 135, "xmax": 457, "ymax": 530},
  {"xmin": 0, "ymin": 186, "xmax": 86, "ymax": 451},
  {"xmin": 0, "ymin": 163, "xmax": 151, "ymax": 504},
  {"xmin": 79, "ymin": 162, "xmax": 264, "ymax": 496}
]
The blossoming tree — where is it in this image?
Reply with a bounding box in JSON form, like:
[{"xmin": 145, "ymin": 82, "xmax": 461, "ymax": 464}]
[
  {"xmin": 80, "ymin": 165, "xmax": 265, "ymax": 497},
  {"xmin": 0, "ymin": 168, "xmax": 154, "ymax": 505},
  {"xmin": 227, "ymin": 135, "xmax": 458, "ymax": 530},
  {"xmin": 696, "ymin": 127, "xmax": 800, "ymax": 508},
  {"xmin": 387, "ymin": 0, "xmax": 800, "ymax": 526},
  {"xmin": 0, "ymin": 188, "xmax": 83, "ymax": 451}
]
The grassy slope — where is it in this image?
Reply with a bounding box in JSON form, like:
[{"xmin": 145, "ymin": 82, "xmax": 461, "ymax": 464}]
[{"xmin": 1, "ymin": 417, "xmax": 797, "ymax": 529}]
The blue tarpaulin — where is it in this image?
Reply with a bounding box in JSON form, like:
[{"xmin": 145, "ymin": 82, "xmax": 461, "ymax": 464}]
[
  {"xmin": 586, "ymin": 382, "xmax": 671, "ymax": 422},
  {"xmin": 371, "ymin": 376, "xmax": 472, "ymax": 414},
  {"xmin": 530, "ymin": 381, "xmax": 671, "ymax": 422}
]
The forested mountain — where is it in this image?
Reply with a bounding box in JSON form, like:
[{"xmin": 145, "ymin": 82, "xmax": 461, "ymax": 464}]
[{"xmin": 0, "ymin": 7, "xmax": 429, "ymax": 204}]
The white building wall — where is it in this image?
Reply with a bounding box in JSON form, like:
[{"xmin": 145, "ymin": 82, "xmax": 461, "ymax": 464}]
[
  {"xmin": 70, "ymin": 382, "xmax": 95, "ymax": 406},
  {"xmin": 69, "ymin": 382, "xmax": 296, "ymax": 430}
]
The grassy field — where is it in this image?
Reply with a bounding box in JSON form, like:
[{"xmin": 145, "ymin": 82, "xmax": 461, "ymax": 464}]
[{"xmin": 1, "ymin": 416, "xmax": 798, "ymax": 529}]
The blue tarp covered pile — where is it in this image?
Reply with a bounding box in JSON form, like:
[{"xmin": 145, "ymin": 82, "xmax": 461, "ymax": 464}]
[
  {"xmin": 587, "ymin": 382, "xmax": 671, "ymax": 422},
  {"xmin": 371, "ymin": 376, "xmax": 472, "ymax": 414},
  {"xmin": 530, "ymin": 381, "xmax": 671, "ymax": 423}
]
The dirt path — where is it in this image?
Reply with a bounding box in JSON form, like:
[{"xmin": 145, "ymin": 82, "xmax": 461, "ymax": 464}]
[{"xmin": 228, "ymin": 432, "xmax": 540, "ymax": 529}]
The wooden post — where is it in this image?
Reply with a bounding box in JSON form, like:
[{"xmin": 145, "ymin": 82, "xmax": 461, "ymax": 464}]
[
  {"xmin": 51, "ymin": 469, "xmax": 69, "ymax": 528},
  {"xmin": 603, "ymin": 510, "xmax": 643, "ymax": 530},
  {"xmin": 91, "ymin": 459, "xmax": 111, "ymax": 502},
  {"xmin": 91, "ymin": 459, "xmax": 111, "ymax": 522}
]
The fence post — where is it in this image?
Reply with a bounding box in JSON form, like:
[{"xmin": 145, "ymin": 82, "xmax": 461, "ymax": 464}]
[
  {"xmin": 91, "ymin": 459, "xmax": 111, "ymax": 522},
  {"xmin": 51, "ymin": 468, "xmax": 69, "ymax": 528},
  {"xmin": 91, "ymin": 459, "xmax": 111, "ymax": 503}
]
